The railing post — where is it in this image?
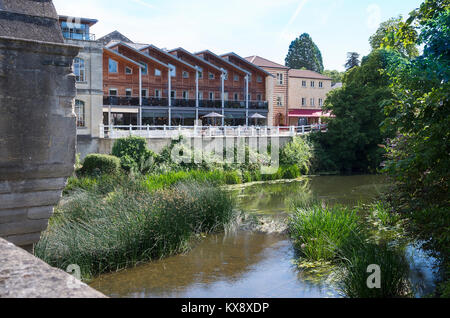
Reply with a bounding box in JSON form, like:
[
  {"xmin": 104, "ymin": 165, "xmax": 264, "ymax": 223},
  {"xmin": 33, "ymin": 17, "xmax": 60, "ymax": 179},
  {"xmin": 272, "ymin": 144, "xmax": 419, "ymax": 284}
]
[
  {"xmin": 147, "ymin": 124, "xmax": 150, "ymax": 138},
  {"xmin": 277, "ymin": 126, "xmax": 280, "ymax": 136},
  {"xmin": 99, "ymin": 124, "xmax": 104, "ymax": 139},
  {"xmin": 290, "ymin": 126, "xmax": 294, "ymax": 136},
  {"xmin": 302, "ymin": 126, "xmax": 305, "ymax": 134}
]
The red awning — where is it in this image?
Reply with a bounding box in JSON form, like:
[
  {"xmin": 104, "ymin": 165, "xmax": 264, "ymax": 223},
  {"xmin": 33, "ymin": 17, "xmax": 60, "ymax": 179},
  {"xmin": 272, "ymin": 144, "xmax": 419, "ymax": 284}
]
[{"xmin": 288, "ymin": 109, "xmax": 334, "ymax": 118}]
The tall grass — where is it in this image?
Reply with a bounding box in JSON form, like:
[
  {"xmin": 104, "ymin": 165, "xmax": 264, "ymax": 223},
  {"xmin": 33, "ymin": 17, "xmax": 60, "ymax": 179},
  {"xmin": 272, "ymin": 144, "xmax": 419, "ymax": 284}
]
[
  {"xmin": 288, "ymin": 204, "xmax": 362, "ymax": 261},
  {"xmin": 35, "ymin": 181, "xmax": 235, "ymax": 280}
]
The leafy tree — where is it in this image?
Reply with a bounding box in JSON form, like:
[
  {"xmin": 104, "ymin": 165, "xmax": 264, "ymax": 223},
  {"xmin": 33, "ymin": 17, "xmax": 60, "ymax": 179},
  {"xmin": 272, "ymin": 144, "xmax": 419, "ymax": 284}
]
[
  {"xmin": 311, "ymin": 49, "xmax": 396, "ymax": 173},
  {"xmin": 344, "ymin": 52, "xmax": 360, "ymax": 70},
  {"xmin": 323, "ymin": 70, "xmax": 345, "ymax": 85},
  {"xmin": 285, "ymin": 33, "xmax": 324, "ymax": 73},
  {"xmin": 369, "ymin": 16, "xmax": 419, "ymax": 58}
]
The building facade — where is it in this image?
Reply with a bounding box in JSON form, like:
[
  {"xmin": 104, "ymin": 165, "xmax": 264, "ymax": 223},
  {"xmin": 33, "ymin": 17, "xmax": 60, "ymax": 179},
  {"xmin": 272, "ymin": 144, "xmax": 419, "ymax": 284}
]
[{"xmin": 58, "ymin": 16, "xmax": 103, "ymax": 141}]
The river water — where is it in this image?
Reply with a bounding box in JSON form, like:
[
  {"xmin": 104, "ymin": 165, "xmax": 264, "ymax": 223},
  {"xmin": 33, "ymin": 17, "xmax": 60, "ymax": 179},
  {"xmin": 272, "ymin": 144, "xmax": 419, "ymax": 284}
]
[{"xmin": 90, "ymin": 175, "xmax": 438, "ymax": 298}]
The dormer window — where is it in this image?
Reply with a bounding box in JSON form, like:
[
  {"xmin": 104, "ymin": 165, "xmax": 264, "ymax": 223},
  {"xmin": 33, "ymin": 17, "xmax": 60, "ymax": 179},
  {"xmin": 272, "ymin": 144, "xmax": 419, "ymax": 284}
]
[
  {"xmin": 108, "ymin": 59, "xmax": 118, "ymax": 73},
  {"xmin": 125, "ymin": 67, "xmax": 132, "ymax": 75}
]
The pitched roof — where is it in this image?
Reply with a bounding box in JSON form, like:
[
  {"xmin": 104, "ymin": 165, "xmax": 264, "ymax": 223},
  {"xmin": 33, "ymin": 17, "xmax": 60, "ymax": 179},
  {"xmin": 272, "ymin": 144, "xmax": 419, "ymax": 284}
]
[
  {"xmin": 140, "ymin": 44, "xmax": 197, "ymax": 71},
  {"xmin": 168, "ymin": 47, "xmax": 223, "ymax": 73},
  {"xmin": 106, "ymin": 41, "xmax": 169, "ymax": 69},
  {"xmin": 104, "ymin": 47, "xmax": 145, "ymax": 68},
  {"xmin": 245, "ymin": 56, "xmax": 288, "ymax": 69},
  {"xmin": 98, "ymin": 31, "xmax": 133, "ymax": 46},
  {"xmin": 195, "ymin": 50, "xmax": 250, "ymax": 75},
  {"xmin": 288, "ymin": 69, "xmax": 332, "ymax": 80},
  {"xmin": 221, "ymin": 52, "xmax": 273, "ymax": 77}
]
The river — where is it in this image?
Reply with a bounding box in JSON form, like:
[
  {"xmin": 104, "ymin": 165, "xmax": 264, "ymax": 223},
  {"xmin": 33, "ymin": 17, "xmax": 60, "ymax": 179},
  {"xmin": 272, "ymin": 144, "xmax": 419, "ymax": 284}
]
[{"xmin": 90, "ymin": 175, "xmax": 438, "ymax": 298}]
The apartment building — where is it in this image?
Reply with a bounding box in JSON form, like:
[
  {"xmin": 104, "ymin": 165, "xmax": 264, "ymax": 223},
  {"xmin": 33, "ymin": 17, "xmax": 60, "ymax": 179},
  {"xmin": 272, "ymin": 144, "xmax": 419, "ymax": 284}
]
[
  {"xmin": 58, "ymin": 16, "xmax": 103, "ymax": 155},
  {"xmin": 287, "ymin": 69, "xmax": 333, "ymax": 126}
]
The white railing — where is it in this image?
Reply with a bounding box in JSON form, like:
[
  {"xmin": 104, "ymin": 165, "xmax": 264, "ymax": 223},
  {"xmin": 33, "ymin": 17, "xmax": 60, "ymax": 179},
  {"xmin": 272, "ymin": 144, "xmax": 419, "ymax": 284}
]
[{"xmin": 99, "ymin": 124, "xmax": 327, "ymax": 139}]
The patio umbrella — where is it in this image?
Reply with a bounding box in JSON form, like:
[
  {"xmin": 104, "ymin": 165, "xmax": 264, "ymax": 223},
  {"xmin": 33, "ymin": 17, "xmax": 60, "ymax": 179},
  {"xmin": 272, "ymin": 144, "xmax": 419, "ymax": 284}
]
[
  {"xmin": 202, "ymin": 112, "xmax": 224, "ymax": 126},
  {"xmin": 250, "ymin": 113, "xmax": 266, "ymax": 126}
]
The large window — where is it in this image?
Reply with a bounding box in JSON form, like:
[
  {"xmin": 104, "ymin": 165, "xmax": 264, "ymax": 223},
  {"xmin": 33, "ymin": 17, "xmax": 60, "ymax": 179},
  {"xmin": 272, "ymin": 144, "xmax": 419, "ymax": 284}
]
[
  {"xmin": 109, "ymin": 59, "xmax": 118, "ymax": 73},
  {"xmin": 73, "ymin": 57, "xmax": 85, "ymax": 82},
  {"xmin": 75, "ymin": 100, "xmax": 85, "ymax": 128},
  {"xmin": 277, "ymin": 73, "xmax": 284, "ymax": 85},
  {"xmin": 139, "ymin": 62, "xmax": 148, "ymax": 75},
  {"xmin": 169, "ymin": 64, "xmax": 176, "ymax": 77}
]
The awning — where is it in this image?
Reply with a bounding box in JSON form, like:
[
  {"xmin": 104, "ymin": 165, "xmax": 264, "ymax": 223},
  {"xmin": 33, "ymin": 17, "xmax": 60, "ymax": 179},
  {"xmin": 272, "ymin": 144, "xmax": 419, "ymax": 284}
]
[
  {"xmin": 103, "ymin": 107, "xmax": 139, "ymax": 114},
  {"xmin": 288, "ymin": 109, "xmax": 334, "ymax": 118}
]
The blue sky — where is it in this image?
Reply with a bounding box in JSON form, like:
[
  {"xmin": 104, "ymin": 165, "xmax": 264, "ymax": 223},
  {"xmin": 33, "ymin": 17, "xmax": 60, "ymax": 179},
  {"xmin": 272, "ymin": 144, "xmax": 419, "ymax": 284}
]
[{"xmin": 53, "ymin": 0, "xmax": 423, "ymax": 71}]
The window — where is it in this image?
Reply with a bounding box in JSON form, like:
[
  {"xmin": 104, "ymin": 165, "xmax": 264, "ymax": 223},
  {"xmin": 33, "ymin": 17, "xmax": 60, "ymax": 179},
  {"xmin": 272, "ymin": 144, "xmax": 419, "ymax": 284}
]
[
  {"xmin": 208, "ymin": 72, "xmax": 215, "ymax": 80},
  {"xmin": 125, "ymin": 67, "xmax": 132, "ymax": 75},
  {"xmin": 257, "ymin": 76, "xmax": 263, "ymax": 83},
  {"xmin": 108, "ymin": 59, "xmax": 118, "ymax": 73},
  {"xmin": 224, "ymin": 92, "xmax": 229, "ymax": 101},
  {"xmin": 183, "ymin": 71, "xmax": 189, "ymax": 79},
  {"xmin": 73, "ymin": 57, "xmax": 85, "ymax": 82},
  {"xmin": 209, "ymin": 92, "xmax": 214, "ymax": 100},
  {"xmin": 155, "ymin": 69, "xmax": 161, "ymax": 76},
  {"xmin": 223, "ymin": 71, "xmax": 228, "ymax": 81},
  {"xmin": 183, "ymin": 91, "xmax": 189, "ymax": 100},
  {"xmin": 319, "ymin": 98, "xmax": 323, "ymax": 107},
  {"xmin": 277, "ymin": 73, "xmax": 284, "ymax": 85},
  {"xmin": 257, "ymin": 94, "xmax": 262, "ymax": 101},
  {"xmin": 302, "ymin": 81, "xmax": 307, "ymax": 87},
  {"xmin": 311, "ymin": 81, "xmax": 315, "ymax": 88},
  {"xmin": 169, "ymin": 64, "xmax": 176, "ymax": 77},
  {"xmin": 155, "ymin": 89, "xmax": 160, "ymax": 98},
  {"xmin": 302, "ymin": 98, "xmax": 306, "ymax": 106},
  {"xmin": 234, "ymin": 93, "xmax": 239, "ymax": 101},
  {"xmin": 198, "ymin": 92, "xmax": 203, "ymax": 100},
  {"xmin": 141, "ymin": 89, "xmax": 147, "ymax": 97},
  {"xmin": 139, "ymin": 62, "xmax": 148, "ymax": 75},
  {"xmin": 234, "ymin": 74, "xmax": 239, "ymax": 82},
  {"xmin": 319, "ymin": 81, "xmax": 323, "ymax": 88},
  {"xmin": 125, "ymin": 88, "xmax": 132, "ymax": 97},
  {"xmin": 277, "ymin": 95, "xmax": 283, "ymax": 106},
  {"xmin": 75, "ymin": 100, "xmax": 85, "ymax": 128},
  {"xmin": 109, "ymin": 88, "xmax": 117, "ymax": 96},
  {"xmin": 197, "ymin": 67, "xmax": 203, "ymax": 79},
  {"xmin": 171, "ymin": 90, "xmax": 176, "ymax": 99},
  {"xmin": 310, "ymin": 98, "xmax": 315, "ymax": 106},
  {"xmin": 247, "ymin": 94, "xmax": 251, "ymax": 101}
]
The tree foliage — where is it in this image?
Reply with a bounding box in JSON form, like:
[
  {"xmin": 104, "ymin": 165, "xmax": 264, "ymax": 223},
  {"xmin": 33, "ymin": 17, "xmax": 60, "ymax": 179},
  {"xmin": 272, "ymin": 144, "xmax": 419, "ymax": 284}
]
[
  {"xmin": 311, "ymin": 50, "xmax": 396, "ymax": 173},
  {"xmin": 285, "ymin": 33, "xmax": 324, "ymax": 73},
  {"xmin": 345, "ymin": 52, "xmax": 361, "ymax": 70},
  {"xmin": 369, "ymin": 16, "xmax": 419, "ymax": 58}
]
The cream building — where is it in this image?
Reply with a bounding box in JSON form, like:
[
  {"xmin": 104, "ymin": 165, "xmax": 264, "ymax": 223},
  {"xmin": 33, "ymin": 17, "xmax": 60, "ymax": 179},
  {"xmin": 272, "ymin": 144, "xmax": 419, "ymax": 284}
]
[{"xmin": 287, "ymin": 69, "xmax": 332, "ymax": 126}]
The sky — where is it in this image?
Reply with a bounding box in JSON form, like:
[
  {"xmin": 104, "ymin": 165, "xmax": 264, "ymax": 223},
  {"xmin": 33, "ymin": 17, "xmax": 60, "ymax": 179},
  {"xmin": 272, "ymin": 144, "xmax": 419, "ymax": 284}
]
[{"xmin": 53, "ymin": 0, "xmax": 424, "ymax": 71}]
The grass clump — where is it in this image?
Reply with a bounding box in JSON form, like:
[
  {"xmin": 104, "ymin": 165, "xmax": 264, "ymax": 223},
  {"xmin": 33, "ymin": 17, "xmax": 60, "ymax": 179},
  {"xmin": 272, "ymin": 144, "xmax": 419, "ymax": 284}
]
[
  {"xmin": 288, "ymin": 204, "xmax": 362, "ymax": 261},
  {"xmin": 35, "ymin": 180, "xmax": 235, "ymax": 280}
]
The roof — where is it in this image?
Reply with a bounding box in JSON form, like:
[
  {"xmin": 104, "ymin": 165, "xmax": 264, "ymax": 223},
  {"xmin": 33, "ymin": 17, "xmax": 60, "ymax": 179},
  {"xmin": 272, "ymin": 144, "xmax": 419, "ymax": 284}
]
[
  {"xmin": 288, "ymin": 110, "xmax": 334, "ymax": 118},
  {"xmin": 288, "ymin": 69, "xmax": 332, "ymax": 80},
  {"xmin": 196, "ymin": 50, "xmax": 250, "ymax": 75},
  {"xmin": 140, "ymin": 44, "xmax": 197, "ymax": 71},
  {"xmin": 58, "ymin": 15, "xmax": 98, "ymax": 27},
  {"xmin": 103, "ymin": 47, "xmax": 145, "ymax": 68},
  {"xmin": 98, "ymin": 31, "xmax": 133, "ymax": 46},
  {"xmin": 245, "ymin": 56, "xmax": 288, "ymax": 69},
  {"xmin": 168, "ymin": 47, "xmax": 223, "ymax": 73},
  {"xmin": 221, "ymin": 52, "xmax": 273, "ymax": 77},
  {"xmin": 106, "ymin": 41, "xmax": 169, "ymax": 69},
  {"xmin": 332, "ymin": 82, "xmax": 343, "ymax": 89}
]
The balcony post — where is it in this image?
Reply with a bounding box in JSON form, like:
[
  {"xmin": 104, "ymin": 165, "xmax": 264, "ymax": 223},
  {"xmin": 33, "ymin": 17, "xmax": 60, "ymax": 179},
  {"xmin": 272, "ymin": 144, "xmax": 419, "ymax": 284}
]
[
  {"xmin": 139, "ymin": 67, "xmax": 142, "ymax": 127},
  {"xmin": 245, "ymin": 74, "xmax": 249, "ymax": 127},
  {"xmin": 168, "ymin": 68, "xmax": 172, "ymax": 128},
  {"xmin": 195, "ymin": 66, "xmax": 199, "ymax": 122},
  {"xmin": 221, "ymin": 70, "xmax": 225, "ymax": 126}
]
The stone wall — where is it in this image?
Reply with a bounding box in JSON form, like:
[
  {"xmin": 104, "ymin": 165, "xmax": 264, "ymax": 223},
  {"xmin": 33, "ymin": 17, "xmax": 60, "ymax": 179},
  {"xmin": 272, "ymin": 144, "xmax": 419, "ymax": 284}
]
[
  {"xmin": 0, "ymin": 238, "xmax": 106, "ymax": 298},
  {"xmin": 0, "ymin": 0, "xmax": 80, "ymax": 252}
]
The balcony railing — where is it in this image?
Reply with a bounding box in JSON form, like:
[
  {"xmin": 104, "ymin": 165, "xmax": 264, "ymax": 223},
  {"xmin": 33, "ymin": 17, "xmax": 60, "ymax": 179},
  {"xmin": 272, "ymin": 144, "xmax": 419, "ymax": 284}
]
[
  {"xmin": 61, "ymin": 29, "xmax": 96, "ymax": 41},
  {"xmin": 103, "ymin": 96, "xmax": 268, "ymax": 110}
]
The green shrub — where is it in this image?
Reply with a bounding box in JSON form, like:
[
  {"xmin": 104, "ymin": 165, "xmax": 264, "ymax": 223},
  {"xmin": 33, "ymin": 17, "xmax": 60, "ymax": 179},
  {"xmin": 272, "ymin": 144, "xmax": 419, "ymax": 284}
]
[
  {"xmin": 80, "ymin": 154, "xmax": 121, "ymax": 176},
  {"xmin": 280, "ymin": 136, "xmax": 313, "ymax": 174},
  {"xmin": 112, "ymin": 136, "xmax": 156, "ymax": 171},
  {"xmin": 288, "ymin": 204, "xmax": 362, "ymax": 261},
  {"xmin": 281, "ymin": 165, "xmax": 301, "ymax": 179},
  {"xmin": 242, "ymin": 171, "xmax": 253, "ymax": 183},
  {"xmin": 224, "ymin": 171, "xmax": 242, "ymax": 185}
]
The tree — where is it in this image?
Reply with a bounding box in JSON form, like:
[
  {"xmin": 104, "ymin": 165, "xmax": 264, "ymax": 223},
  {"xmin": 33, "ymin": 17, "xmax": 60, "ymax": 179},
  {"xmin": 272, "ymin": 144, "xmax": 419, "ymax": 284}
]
[
  {"xmin": 344, "ymin": 52, "xmax": 360, "ymax": 70},
  {"xmin": 369, "ymin": 16, "xmax": 419, "ymax": 58},
  {"xmin": 323, "ymin": 70, "xmax": 345, "ymax": 85},
  {"xmin": 311, "ymin": 49, "xmax": 396, "ymax": 173},
  {"xmin": 285, "ymin": 33, "xmax": 324, "ymax": 73}
]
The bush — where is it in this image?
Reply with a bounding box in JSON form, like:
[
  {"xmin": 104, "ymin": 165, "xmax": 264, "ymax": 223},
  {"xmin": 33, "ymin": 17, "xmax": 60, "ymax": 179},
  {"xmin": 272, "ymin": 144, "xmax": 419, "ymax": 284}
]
[
  {"xmin": 224, "ymin": 171, "xmax": 242, "ymax": 185},
  {"xmin": 80, "ymin": 154, "xmax": 121, "ymax": 176},
  {"xmin": 112, "ymin": 136, "xmax": 156, "ymax": 172},
  {"xmin": 280, "ymin": 136, "xmax": 313, "ymax": 174},
  {"xmin": 281, "ymin": 165, "xmax": 301, "ymax": 179}
]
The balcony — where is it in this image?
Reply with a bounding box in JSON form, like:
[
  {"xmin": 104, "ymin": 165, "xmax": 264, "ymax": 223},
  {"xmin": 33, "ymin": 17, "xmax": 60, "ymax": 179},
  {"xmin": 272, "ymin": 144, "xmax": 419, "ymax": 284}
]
[
  {"xmin": 61, "ymin": 28, "xmax": 96, "ymax": 41},
  {"xmin": 103, "ymin": 96, "xmax": 268, "ymax": 110}
]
